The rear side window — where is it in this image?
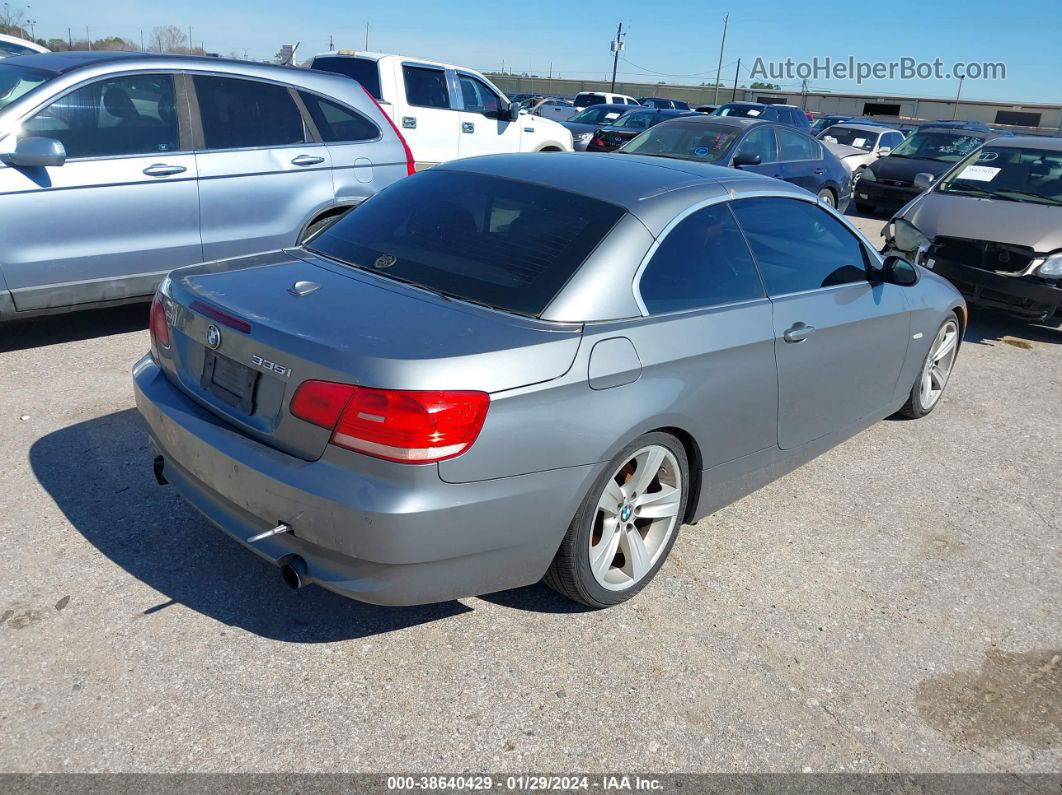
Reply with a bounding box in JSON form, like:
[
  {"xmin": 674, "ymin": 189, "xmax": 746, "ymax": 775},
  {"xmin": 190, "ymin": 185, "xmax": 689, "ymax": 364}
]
[
  {"xmin": 309, "ymin": 170, "xmax": 625, "ymax": 317},
  {"xmin": 403, "ymin": 65, "xmax": 450, "ymax": 109},
  {"xmin": 777, "ymin": 128, "xmax": 819, "ymax": 161},
  {"xmin": 735, "ymin": 126, "xmax": 778, "ymax": 163},
  {"xmin": 731, "ymin": 198, "xmax": 868, "ymax": 295},
  {"xmin": 194, "ymin": 75, "xmax": 305, "ymax": 150},
  {"xmin": 309, "ymin": 56, "xmax": 382, "ymax": 99},
  {"xmin": 639, "ymin": 204, "xmax": 764, "ymax": 314},
  {"xmin": 298, "ymin": 92, "xmax": 379, "ymax": 142}
]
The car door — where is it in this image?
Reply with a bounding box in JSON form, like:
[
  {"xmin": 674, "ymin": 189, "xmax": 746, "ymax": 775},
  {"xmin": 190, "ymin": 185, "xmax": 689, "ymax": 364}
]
[
  {"xmin": 456, "ymin": 72, "xmax": 521, "ymax": 158},
  {"xmin": 632, "ymin": 202, "xmax": 777, "ymax": 466},
  {"xmin": 396, "ymin": 63, "xmax": 457, "ymax": 168},
  {"xmin": 732, "ymin": 125, "xmax": 783, "ymax": 179},
  {"xmin": 0, "ymin": 71, "xmax": 199, "ymax": 312},
  {"xmin": 190, "ymin": 74, "xmax": 334, "ymax": 262},
  {"xmin": 730, "ymin": 196, "xmax": 911, "ymax": 449},
  {"xmin": 777, "ymin": 127, "xmax": 825, "ymax": 193},
  {"xmin": 298, "ymin": 90, "xmax": 393, "ymax": 212}
]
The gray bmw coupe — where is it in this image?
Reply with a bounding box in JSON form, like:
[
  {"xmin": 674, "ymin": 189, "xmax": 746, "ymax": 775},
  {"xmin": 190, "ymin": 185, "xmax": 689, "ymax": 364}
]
[{"xmin": 134, "ymin": 152, "xmax": 965, "ymax": 608}]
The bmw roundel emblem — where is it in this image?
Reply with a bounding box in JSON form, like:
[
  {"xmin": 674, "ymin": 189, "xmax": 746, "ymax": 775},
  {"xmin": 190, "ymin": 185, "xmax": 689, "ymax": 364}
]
[{"xmin": 206, "ymin": 324, "xmax": 222, "ymax": 350}]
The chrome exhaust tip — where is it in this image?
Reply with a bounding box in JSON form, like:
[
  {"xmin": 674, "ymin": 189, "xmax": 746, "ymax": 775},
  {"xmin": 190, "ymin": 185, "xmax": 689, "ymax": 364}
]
[{"xmin": 279, "ymin": 555, "xmax": 308, "ymax": 590}]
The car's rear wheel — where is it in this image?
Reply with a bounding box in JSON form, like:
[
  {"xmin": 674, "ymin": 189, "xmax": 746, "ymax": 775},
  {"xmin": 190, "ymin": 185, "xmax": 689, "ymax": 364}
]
[
  {"xmin": 544, "ymin": 432, "xmax": 689, "ymax": 608},
  {"xmin": 817, "ymin": 188, "xmax": 836, "ymax": 208},
  {"xmin": 900, "ymin": 314, "xmax": 960, "ymax": 418}
]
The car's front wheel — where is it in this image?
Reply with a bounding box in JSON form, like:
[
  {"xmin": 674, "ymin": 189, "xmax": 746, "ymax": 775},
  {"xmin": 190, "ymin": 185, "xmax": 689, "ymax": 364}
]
[
  {"xmin": 900, "ymin": 314, "xmax": 960, "ymax": 418},
  {"xmin": 544, "ymin": 432, "xmax": 690, "ymax": 608}
]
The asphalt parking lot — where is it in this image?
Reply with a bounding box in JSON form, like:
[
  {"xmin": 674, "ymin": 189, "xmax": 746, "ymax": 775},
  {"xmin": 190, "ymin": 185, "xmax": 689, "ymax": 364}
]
[{"xmin": 1, "ymin": 211, "xmax": 1059, "ymax": 776}]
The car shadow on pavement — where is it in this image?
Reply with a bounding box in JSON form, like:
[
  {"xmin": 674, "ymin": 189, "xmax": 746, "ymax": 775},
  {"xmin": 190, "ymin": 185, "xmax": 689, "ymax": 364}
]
[
  {"xmin": 29, "ymin": 408, "xmax": 472, "ymax": 642},
  {"xmin": 963, "ymin": 308, "xmax": 1062, "ymax": 347},
  {"xmin": 0, "ymin": 303, "xmax": 150, "ymax": 353}
]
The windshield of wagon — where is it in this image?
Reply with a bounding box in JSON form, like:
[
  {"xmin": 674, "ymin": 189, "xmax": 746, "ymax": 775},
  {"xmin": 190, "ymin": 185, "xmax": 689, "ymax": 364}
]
[
  {"xmin": 889, "ymin": 130, "xmax": 985, "ymax": 162},
  {"xmin": 620, "ymin": 121, "xmax": 738, "ymax": 162},
  {"xmin": 0, "ymin": 63, "xmax": 53, "ymax": 111},
  {"xmin": 939, "ymin": 146, "xmax": 1062, "ymax": 206},
  {"xmin": 821, "ymin": 126, "xmax": 879, "ymax": 151},
  {"xmin": 308, "ymin": 170, "xmax": 625, "ymax": 317}
]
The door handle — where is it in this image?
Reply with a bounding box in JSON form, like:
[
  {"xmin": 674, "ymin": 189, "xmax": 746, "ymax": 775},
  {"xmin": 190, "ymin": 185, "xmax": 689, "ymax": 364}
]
[
  {"xmin": 291, "ymin": 155, "xmax": 325, "ymax": 166},
  {"xmin": 462, "ymin": 122, "xmax": 475, "ymax": 134},
  {"xmin": 142, "ymin": 164, "xmax": 186, "ymax": 177},
  {"xmin": 814, "ymin": 167, "xmax": 825, "ymax": 175},
  {"xmin": 783, "ymin": 322, "xmax": 816, "ymax": 343}
]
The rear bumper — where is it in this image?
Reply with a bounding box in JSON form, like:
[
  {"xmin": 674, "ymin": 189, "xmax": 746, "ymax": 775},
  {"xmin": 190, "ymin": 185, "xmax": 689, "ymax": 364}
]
[
  {"xmin": 133, "ymin": 355, "xmax": 595, "ymax": 605},
  {"xmin": 927, "ymin": 259, "xmax": 1062, "ymax": 320}
]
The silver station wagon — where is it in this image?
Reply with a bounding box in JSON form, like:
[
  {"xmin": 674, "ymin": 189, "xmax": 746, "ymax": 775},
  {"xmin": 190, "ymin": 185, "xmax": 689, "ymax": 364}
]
[
  {"xmin": 0, "ymin": 52, "xmax": 412, "ymax": 321},
  {"xmin": 134, "ymin": 153, "xmax": 965, "ymax": 608}
]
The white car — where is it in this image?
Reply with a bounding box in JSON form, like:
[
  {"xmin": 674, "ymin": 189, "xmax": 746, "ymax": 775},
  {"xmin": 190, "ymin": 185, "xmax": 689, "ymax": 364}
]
[
  {"xmin": 819, "ymin": 123, "xmax": 905, "ymax": 183},
  {"xmin": 0, "ymin": 34, "xmax": 49, "ymax": 58},
  {"xmin": 572, "ymin": 91, "xmax": 640, "ymax": 111},
  {"xmin": 308, "ymin": 51, "xmax": 572, "ymax": 168},
  {"xmin": 525, "ymin": 96, "xmax": 576, "ymax": 122}
]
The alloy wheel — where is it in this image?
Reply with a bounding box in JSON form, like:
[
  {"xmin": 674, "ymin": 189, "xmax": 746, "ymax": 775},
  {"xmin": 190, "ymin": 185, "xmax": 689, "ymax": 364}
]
[
  {"xmin": 589, "ymin": 445, "xmax": 682, "ymax": 591},
  {"xmin": 919, "ymin": 318, "xmax": 959, "ymax": 410}
]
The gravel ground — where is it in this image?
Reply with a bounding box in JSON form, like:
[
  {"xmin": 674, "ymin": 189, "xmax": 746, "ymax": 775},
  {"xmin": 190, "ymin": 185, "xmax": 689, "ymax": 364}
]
[{"xmin": 1, "ymin": 213, "xmax": 1059, "ymax": 775}]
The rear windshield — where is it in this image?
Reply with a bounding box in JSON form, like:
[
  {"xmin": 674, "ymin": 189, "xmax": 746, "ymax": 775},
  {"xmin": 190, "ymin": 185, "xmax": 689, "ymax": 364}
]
[
  {"xmin": 574, "ymin": 93, "xmax": 607, "ymax": 108},
  {"xmin": 310, "ymin": 56, "xmax": 382, "ymax": 99},
  {"xmin": 716, "ymin": 104, "xmax": 763, "ymax": 118},
  {"xmin": 0, "ymin": 63, "xmax": 53, "ymax": 111},
  {"xmin": 308, "ymin": 170, "xmax": 625, "ymax": 317}
]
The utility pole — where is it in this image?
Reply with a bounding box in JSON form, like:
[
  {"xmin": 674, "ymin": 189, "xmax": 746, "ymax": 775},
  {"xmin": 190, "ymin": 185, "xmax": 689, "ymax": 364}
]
[
  {"xmin": 85, "ymin": 26, "xmax": 90, "ymax": 49},
  {"xmin": 364, "ymin": 22, "xmax": 369, "ymax": 50},
  {"xmin": 713, "ymin": 13, "xmax": 728, "ymax": 104},
  {"xmin": 188, "ymin": 25, "xmax": 193, "ymax": 53},
  {"xmin": 329, "ymin": 34, "xmax": 333, "ymax": 51},
  {"xmin": 140, "ymin": 29, "xmax": 144, "ymax": 50},
  {"xmin": 548, "ymin": 61, "xmax": 553, "ymax": 92},
  {"xmin": 800, "ymin": 78, "xmax": 808, "ymax": 109},
  {"xmin": 67, "ymin": 27, "xmax": 72, "ymax": 48},
  {"xmin": 951, "ymin": 74, "xmax": 964, "ymax": 120},
  {"xmin": 609, "ymin": 21, "xmax": 624, "ymax": 93},
  {"xmin": 731, "ymin": 58, "xmax": 741, "ymax": 102}
]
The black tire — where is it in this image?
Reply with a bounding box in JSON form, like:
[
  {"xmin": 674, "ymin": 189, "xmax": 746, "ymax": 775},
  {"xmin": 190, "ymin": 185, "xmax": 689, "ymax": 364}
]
[
  {"xmin": 855, "ymin": 202, "xmax": 876, "ymax": 214},
  {"xmin": 298, "ymin": 213, "xmax": 343, "ymax": 244},
  {"xmin": 544, "ymin": 432, "xmax": 690, "ymax": 608},
  {"xmin": 899, "ymin": 312, "xmax": 960, "ymax": 419}
]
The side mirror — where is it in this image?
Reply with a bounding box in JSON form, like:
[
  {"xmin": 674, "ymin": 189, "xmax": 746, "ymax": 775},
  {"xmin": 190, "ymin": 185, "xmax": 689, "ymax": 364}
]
[
  {"xmin": 884, "ymin": 255, "xmax": 918, "ymax": 286},
  {"xmin": 733, "ymin": 152, "xmax": 761, "ymax": 167},
  {"xmin": 876, "ymin": 146, "xmax": 892, "ymax": 157},
  {"xmin": 4, "ymin": 137, "xmax": 66, "ymax": 168},
  {"xmin": 506, "ymin": 101, "xmax": 521, "ymax": 122},
  {"xmin": 913, "ymin": 172, "xmax": 936, "ymax": 190}
]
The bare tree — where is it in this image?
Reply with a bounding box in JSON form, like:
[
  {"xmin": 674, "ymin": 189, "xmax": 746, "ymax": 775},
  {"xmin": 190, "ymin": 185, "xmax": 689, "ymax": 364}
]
[
  {"xmin": 152, "ymin": 24, "xmax": 186, "ymax": 53},
  {"xmin": 0, "ymin": 3, "xmax": 29, "ymax": 38}
]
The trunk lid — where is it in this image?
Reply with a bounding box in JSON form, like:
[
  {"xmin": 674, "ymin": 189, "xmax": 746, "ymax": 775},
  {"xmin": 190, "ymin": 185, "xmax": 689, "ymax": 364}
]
[{"xmin": 163, "ymin": 249, "xmax": 582, "ymax": 461}]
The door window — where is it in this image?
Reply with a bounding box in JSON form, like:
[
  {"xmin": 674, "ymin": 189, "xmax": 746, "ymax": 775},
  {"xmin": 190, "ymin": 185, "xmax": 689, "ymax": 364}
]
[
  {"xmin": 22, "ymin": 74, "xmax": 179, "ymax": 159},
  {"xmin": 777, "ymin": 128, "xmax": 819, "ymax": 161},
  {"xmin": 193, "ymin": 75, "xmax": 305, "ymax": 150},
  {"xmin": 735, "ymin": 126, "xmax": 777, "ymax": 163},
  {"xmin": 298, "ymin": 91, "xmax": 379, "ymax": 142},
  {"xmin": 639, "ymin": 204, "xmax": 764, "ymax": 314},
  {"xmin": 731, "ymin": 198, "xmax": 869, "ymax": 295},
  {"xmin": 458, "ymin": 75, "xmax": 501, "ymax": 118},
  {"xmin": 403, "ymin": 65, "xmax": 450, "ymax": 109}
]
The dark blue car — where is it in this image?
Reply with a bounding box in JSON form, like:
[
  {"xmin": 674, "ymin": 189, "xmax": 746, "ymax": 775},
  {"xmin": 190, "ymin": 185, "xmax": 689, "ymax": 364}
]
[
  {"xmin": 618, "ymin": 115, "xmax": 852, "ymax": 210},
  {"xmin": 586, "ymin": 108, "xmax": 697, "ymax": 152},
  {"xmin": 713, "ymin": 102, "xmax": 811, "ymax": 131}
]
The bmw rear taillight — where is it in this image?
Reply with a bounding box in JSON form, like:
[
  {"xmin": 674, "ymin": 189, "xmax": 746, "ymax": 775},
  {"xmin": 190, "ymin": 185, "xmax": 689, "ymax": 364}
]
[
  {"xmin": 149, "ymin": 292, "xmax": 170, "ymax": 350},
  {"xmin": 362, "ymin": 84, "xmax": 416, "ymax": 175},
  {"xmin": 290, "ymin": 381, "xmax": 489, "ymax": 463}
]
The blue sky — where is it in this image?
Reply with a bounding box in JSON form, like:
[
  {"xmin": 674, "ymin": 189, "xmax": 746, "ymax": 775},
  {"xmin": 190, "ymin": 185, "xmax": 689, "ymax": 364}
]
[{"xmin": 23, "ymin": 0, "xmax": 1062, "ymax": 104}]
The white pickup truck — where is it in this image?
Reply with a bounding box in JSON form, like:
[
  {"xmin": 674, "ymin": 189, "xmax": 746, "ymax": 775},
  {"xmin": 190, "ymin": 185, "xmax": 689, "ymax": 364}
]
[{"xmin": 308, "ymin": 51, "xmax": 573, "ymax": 169}]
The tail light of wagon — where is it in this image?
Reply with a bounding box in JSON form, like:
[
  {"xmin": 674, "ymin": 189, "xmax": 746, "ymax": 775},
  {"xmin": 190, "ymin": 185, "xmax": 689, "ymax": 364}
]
[
  {"xmin": 290, "ymin": 381, "xmax": 490, "ymax": 463},
  {"xmin": 361, "ymin": 84, "xmax": 416, "ymax": 176},
  {"xmin": 149, "ymin": 292, "xmax": 171, "ymax": 350}
]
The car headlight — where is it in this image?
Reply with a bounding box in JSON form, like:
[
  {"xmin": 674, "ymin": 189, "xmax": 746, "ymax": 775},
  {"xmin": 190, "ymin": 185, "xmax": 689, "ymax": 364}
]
[
  {"xmin": 1038, "ymin": 253, "xmax": 1062, "ymax": 278},
  {"xmin": 574, "ymin": 132, "xmax": 592, "ymax": 143},
  {"xmin": 858, "ymin": 167, "xmax": 876, "ymax": 182},
  {"xmin": 891, "ymin": 218, "xmax": 930, "ymax": 253}
]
